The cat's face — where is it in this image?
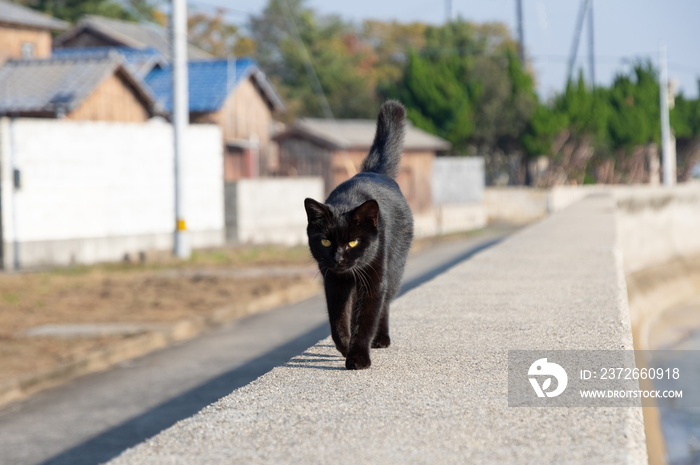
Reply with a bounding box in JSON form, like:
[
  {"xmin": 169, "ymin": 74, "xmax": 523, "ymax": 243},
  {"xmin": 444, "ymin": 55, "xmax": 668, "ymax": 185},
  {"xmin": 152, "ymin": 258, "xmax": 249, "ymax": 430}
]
[{"xmin": 304, "ymin": 198, "xmax": 379, "ymax": 274}]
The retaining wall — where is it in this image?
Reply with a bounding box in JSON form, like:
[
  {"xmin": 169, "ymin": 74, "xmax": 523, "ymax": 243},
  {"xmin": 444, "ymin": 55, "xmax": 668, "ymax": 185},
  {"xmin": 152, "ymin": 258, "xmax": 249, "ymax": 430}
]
[
  {"xmin": 108, "ymin": 193, "xmax": 648, "ymax": 465},
  {"xmin": 484, "ymin": 185, "xmax": 614, "ymax": 223},
  {"xmin": 224, "ymin": 177, "xmax": 324, "ymax": 245},
  {"xmin": 615, "ymin": 184, "xmax": 700, "ymax": 274}
]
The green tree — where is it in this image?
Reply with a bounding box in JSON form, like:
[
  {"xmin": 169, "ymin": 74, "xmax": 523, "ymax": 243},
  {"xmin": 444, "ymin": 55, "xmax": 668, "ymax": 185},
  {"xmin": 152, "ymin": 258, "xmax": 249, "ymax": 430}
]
[
  {"xmin": 188, "ymin": 8, "xmax": 255, "ymax": 58},
  {"xmin": 671, "ymin": 82, "xmax": 700, "ymax": 181},
  {"xmin": 671, "ymin": 82, "xmax": 700, "ymax": 139},
  {"xmin": 521, "ymin": 104, "xmax": 569, "ymax": 159},
  {"xmin": 385, "ymin": 19, "xmax": 536, "ymax": 155},
  {"xmin": 18, "ymin": 0, "xmax": 161, "ymax": 23},
  {"xmin": 556, "ymin": 73, "xmax": 610, "ymax": 144},
  {"xmin": 606, "ymin": 61, "xmax": 660, "ymax": 149},
  {"xmin": 389, "ymin": 49, "xmax": 473, "ymax": 151},
  {"xmin": 249, "ymin": 0, "xmax": 377, "ymax": 118},
  {"xmin": 360, "ymin": 20, "xmax": 426, "ymax": 87}
]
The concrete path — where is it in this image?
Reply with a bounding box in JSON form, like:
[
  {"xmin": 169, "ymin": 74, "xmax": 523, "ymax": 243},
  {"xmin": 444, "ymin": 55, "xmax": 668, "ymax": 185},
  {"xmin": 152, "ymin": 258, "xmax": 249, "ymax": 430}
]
[
  {"xmin": 105, "ymin": 197, "xmax": 647, "ymax": 465},
  {"xmin": 0, "ymin": 230, "xmax": 508, "ymax": 465}
]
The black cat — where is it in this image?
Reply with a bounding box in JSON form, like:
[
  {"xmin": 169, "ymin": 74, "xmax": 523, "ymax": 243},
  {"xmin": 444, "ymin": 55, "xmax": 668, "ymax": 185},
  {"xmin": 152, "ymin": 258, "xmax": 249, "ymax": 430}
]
[{"xmin": 304, "ymin": 100, "xmax": 414, "ymax": 370}]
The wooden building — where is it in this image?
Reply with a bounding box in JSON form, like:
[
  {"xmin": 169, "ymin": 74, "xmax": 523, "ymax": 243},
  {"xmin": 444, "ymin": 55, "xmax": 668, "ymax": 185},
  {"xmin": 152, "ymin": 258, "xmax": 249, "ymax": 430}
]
[
  {"xmin": 144, "ymin": 58, "xmax": 285, "ymax": 179},
  {"xmin": 0, "ymin": 55, "xmax": 156, "ymax": 122},
  {"xmin": 0, "ymin": 0, "xmax": 67, "ymax": 65},
  {"xmin": 275, "ymin": 119, "xmax": 451, "ymax": 212}
]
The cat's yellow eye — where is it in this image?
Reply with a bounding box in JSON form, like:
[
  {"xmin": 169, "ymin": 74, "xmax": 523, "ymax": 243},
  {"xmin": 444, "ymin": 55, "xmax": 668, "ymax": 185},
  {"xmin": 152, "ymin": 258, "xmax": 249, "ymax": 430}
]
[
  {"xmin": 321, "ymin": 239, "xmax": 332, "ymax": 247},
  {"xmin": 348, "ymin": 240, "xmax": 359, "ymax": 248}
]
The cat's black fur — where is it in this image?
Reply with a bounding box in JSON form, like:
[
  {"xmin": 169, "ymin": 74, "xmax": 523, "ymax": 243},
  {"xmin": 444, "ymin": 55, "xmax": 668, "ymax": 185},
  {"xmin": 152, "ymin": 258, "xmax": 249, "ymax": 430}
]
[{"xmin": 304, "ymin": 100, "xmax": 414, "ymax": 370}]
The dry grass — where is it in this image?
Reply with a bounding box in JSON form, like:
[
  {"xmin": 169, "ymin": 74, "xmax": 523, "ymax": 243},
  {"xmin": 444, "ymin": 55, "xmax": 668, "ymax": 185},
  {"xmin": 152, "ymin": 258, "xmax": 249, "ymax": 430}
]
[{"xmin": 0, "ymin": 244, "xmax": 316, "ymax": 381}]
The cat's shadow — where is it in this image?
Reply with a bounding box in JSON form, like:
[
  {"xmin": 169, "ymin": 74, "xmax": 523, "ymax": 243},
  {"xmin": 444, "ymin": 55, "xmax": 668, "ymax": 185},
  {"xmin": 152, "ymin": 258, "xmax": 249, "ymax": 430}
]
[{"xmin": 286, "ymin": 348, "xmax": 346, "ymax": 371}]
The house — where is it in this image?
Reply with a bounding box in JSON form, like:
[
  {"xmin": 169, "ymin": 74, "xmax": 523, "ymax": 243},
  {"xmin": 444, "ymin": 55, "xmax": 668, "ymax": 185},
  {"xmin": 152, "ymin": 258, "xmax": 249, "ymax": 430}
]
[
  {"xmin": 54, "ymin": 15, "xmax": 210, "ymax": 60},
  {"xmin": 0, "ymin": 0, "xmax": 68, "ymax": 65},
  {"xmin": 52, "ymin": 17, "xmax": 286, "ymax": 180},
  {"xmin": 274, "ymin": 119, "xmax": 451, "ymax": 212},
  {"xmin": 0, "ymin": 54, "xmax": 157, "ymax": 121},
  {"xmin": 144, "ymin": 58, "xmax": 286, "ymax": 179}
]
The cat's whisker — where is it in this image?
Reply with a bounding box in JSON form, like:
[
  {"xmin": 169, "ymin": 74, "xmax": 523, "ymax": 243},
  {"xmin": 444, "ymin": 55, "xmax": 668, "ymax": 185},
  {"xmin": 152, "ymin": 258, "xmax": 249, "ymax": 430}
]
[
  {"xmin": 360, "ymin": 268, "xmax": 375, "ymax": 296},
  {"xmin": 364, "ymin": 262, "xmax": 380, "ymax": 280},
  {"xmin": 355, "ymin": 266, "xmax": 372, "ymax": 297},
  {"xmin": 357, "ymin": 270, "xmax": 367, "ymax": 295}
]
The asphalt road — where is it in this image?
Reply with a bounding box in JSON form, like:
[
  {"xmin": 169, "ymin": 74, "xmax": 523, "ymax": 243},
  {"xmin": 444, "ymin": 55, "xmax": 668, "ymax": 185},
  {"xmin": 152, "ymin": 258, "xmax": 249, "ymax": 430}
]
[{"xmin": 0, "ymin": 229, "xmax": 511, "ymax": 465}]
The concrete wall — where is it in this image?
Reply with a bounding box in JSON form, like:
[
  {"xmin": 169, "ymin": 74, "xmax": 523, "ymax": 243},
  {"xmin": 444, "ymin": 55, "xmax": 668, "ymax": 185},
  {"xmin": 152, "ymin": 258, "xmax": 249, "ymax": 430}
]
[
  {"xmin": 613, "ymin": 184, "xmax": 700, "ymax": 464},
  {"xmin": 0, "ymin": 118, "xmax": 224, "ymax": 268},
  {"xmin": 483, "ymin": 185, "xmax": 614, "ymax": 223},
  {"xmin": 225, "ymin": 177, "xmax": 324, "ymax": 246},
  {"xmin": 483, "ymin": 187, "xmax": 549, "ymax": 223},
  {"xmin": 485, "ymin": 183, "xmax": 700, "ymax": 348},
  {"xmin": 102, "ymin": 185, "xmax": 700, "ymax": 464},
  {"xmin": 615, "ymin": 184, "xmax": 700, "ymax": 274},
  {"xmin": 410, "ymin": 156, "xmax": 486, "ymax": 237},
  {"xmin": 615, "ymin": 184, "xmax": 700, "ymax": 348},
  {"xmin": 432, "ymin": 156, "xmax": 484, "ymax": 204},
  {"xmin": 107, "ymin": 194, "xmax": 647, "ymax": 465},
  {"xmin": 413, "ymin": 204, "xmax": 486, "ymax": 238},
  {"xmin": 485, "ymin": 183, "xmax": 700, "ymax": 267}
]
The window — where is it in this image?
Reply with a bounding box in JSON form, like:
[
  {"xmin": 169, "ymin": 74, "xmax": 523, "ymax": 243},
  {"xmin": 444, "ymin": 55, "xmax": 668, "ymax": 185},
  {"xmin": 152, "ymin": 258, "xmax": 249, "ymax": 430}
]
[{"xmin": 21, "ymin": 42, "xmax": 35, "ymax": 59}]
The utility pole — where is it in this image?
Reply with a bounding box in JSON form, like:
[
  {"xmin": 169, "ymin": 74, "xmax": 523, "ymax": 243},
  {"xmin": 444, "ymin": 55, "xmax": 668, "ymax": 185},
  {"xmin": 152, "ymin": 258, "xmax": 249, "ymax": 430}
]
[
  {"xmin": 446, "ymin": 0, "xmax": 453, "ymax": 23},
  {"xmin": 587, "ymin": 0, "xmax": 595, "ymax": 86},
  {"xmin": 516, "ymin": 0, "xmax": 525, "ymax": 66},
  {"xmin": 566, "ymin": 0, "xmax": 591, "ymax": 86},
  {"xmin": 171, "ymin": 0, "xmax": 190, "ymax": 258},
  {"xmin": 659, "ymin": 43, "xmax": 676, "ymax": 186}
]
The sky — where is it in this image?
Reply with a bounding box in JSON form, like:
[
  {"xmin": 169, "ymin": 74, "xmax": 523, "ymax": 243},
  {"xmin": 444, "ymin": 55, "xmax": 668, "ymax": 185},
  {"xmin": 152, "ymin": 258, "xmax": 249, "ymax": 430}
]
[{"xmin": 189, "ymin": 0, "xmax": 700, "ymax": 100}]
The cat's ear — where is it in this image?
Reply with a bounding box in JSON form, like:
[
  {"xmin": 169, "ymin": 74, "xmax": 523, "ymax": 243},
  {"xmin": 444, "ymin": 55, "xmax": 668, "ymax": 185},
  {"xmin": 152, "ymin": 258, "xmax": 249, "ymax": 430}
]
[
  {"xmin": 304, "ymin": 198, "xmax": 332, "ymax": 223},
  {"xmin": 352, "ymin": 200, "xmax": 379, "ymax": 228}
]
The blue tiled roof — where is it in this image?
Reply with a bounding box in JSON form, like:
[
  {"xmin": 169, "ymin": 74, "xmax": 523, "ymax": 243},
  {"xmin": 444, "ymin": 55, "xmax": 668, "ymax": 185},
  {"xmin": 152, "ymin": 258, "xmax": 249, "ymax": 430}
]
[
  {"xmin": 52, "ymin": 46, "xmax": 164, "ymax": 63},
  {"xmin": 52, "ymin": 46, "xmax": 165, "ymax": 78},
  {"xmin": 144, "ymin": 58, "xmax": 257, "ymax": 113}
]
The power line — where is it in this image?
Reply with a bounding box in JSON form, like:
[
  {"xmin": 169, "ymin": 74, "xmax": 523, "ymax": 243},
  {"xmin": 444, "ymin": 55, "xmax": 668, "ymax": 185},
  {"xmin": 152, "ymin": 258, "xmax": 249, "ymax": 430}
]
[
  {"xmin": 515, "ymin": 0, "xmax": 524, "ymax": 65},
  {"xmin": 587, "ymin": 0, "xmax": 595, "ymax": 85},
  {"xmin": 160, "ymin": 0, "xmax": 700, "ymax": 83},
  {"xmin": 566, "ymin": 0, "xmax": 592, "ymax": 86},
  {"xmin": 667, "ymin": 62, "xmax": 700, "ymax": 75},
  {"xmin": 186, "ymin": 0, "xmax": 253, "ymax": 16},
  {"xmin": 280, "ymin": 0, "xmax": 335, "ymax": 120}
]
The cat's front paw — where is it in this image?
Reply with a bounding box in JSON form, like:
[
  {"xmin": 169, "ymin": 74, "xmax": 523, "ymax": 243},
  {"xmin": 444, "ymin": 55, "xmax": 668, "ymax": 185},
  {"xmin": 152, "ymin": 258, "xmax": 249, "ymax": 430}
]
[
  {"xmin": 334, "ymin": 342, "xmax": 349, "ymax": 357},
  {"xmin": 345, "ymin": 351, "xmax": 371, "ymax": 370},
  {"xmin": 371, "ymin": 334, "xmax": 391, "ymax": 349}
]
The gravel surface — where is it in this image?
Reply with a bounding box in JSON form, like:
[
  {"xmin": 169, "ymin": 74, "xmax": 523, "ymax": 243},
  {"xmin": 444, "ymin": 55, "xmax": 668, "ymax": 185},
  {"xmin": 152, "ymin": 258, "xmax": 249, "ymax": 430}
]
[{"xmin": 108, "ymin": 196, "xmax": 647, "ymax": 465}]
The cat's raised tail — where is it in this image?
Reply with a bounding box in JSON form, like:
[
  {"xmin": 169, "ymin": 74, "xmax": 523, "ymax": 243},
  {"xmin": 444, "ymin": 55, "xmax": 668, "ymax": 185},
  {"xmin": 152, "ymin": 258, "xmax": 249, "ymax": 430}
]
[{"xmin": 360, "ymin": 100, "xmax": 406, "ymax": 180}]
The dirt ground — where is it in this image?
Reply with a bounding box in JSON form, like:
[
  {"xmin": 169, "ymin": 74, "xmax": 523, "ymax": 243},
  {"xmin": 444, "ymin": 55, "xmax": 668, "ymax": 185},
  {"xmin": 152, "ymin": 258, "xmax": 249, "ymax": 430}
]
[
  {"xmin": 0, "ymin": 245, "xmax": 317, "ymax": 382},
  {"xmin": 0, "ymin": 232, "xmax": 490, "ymax": 391}
]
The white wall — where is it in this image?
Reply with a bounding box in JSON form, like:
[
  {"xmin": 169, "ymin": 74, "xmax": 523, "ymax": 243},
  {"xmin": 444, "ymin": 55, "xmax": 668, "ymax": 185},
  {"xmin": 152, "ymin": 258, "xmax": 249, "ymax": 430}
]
[
  {"xmin": 484, "ymin": 183, "xmax": 700, "ymax": 271},
  {"xmin": 225, "ymin": 177, "xmax": 324, "ymax": 246},
  {"xmin": 483, "ymin": 187, "xmax": 550, "ymax": 223},
  {"xmin": 615, "ymin": 184, "xmax": 700, "ymax": 274},
  {"xmin": 0, "ymin": 118, "xmax": 224, "ymax": 268},
  {"xmin": 484, "ymin": 185, "xmax": 616, "ymax": 223},
  {"xmin": 432, "ymin": 157, "xmax": 484, "ymax": 204},
  {"xmin": 413, "ymin": 204, "xmax": 486, "ymax": 238}
]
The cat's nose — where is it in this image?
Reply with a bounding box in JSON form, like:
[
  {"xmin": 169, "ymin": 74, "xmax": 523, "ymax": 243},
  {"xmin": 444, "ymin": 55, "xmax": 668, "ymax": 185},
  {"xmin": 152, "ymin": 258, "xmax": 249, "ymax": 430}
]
[{"xmin": 335, "ymin": 251, "xmax": 345, "ymax": 263}]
